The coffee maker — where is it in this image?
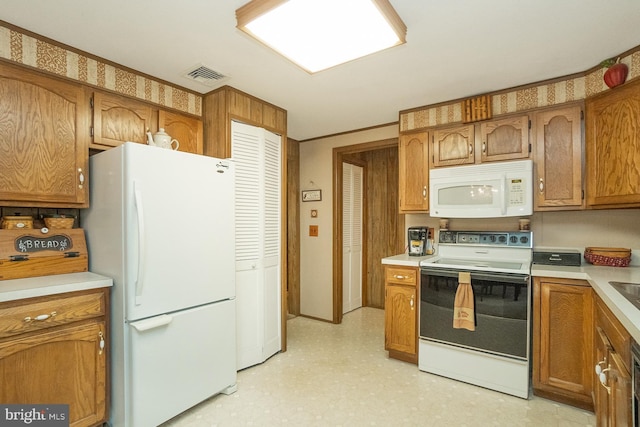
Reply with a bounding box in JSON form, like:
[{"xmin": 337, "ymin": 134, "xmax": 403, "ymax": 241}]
[{"xmin": 408, "ymin": 226, "xmax": 429, "ymax": 256}]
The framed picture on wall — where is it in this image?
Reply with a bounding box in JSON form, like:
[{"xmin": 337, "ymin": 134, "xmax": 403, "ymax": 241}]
[{"xmin": 302, "ymin": 190, "xmax": 322, "ymax": 202}]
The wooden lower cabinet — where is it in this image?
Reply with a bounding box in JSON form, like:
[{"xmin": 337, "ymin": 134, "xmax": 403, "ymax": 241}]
[
  {"xmin": 532, "ymin": 277, "xmax": 594, "ymax": 410},
  {"xmin": 384, "ymin": 265, "xmax": 418, "ymax": 364},
  {"xmin": 0, "ymin": 288, "xmax": 109, "ymax": 427},
  {"xmin": 594, "ymin": 295, "xmax": 633, "ymax": 426}
]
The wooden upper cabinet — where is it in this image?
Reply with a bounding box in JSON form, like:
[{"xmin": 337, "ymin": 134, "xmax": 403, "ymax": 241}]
[
  {"xmin": 158, "ymin": 110, "xmax": 203, "ymax": 155},
  {"xmin": 431, "ymin": 124, "xmax": 475, "ymax": 167},
  {"xmin": 399, "ymin": 131, "xmax": 429, "ymax": 212},
  {"xmin": 586, "ymin": 77, "xmax": 640, "ymax": 208},
  {"xmin": 91, "ymin": 91, "xmax": 155, "ymax": 149},
  {"xmin": 478, "ymin": 115, "xmax": 530, "ymax": 162},
  {"xmin": 533, "ymin": 104, "xmax": 584, "ymax": 210},
  {"xmin": 203, "ymin": 86, "xmax": 287, "ymax": 159},
  {"xmin": 0, "ymin": 61, "xmax": 89, "ymax": 208}
]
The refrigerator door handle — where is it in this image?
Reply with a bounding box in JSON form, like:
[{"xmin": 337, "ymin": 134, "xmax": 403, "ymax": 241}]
[
  {"xmin": 134, "ymin": 180, "xmax": 146, "ymax": 306},
  {"xmin": 130, "ymin": 314, "xmax": 173, "ymax": 332}
]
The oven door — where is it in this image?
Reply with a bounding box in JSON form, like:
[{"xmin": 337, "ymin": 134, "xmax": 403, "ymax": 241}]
[{"xmin": 420, "ymin": 267, "xmax": 530, "ymax": 360}]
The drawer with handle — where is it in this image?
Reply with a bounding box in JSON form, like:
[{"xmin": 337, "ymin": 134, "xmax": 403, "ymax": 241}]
[
  {"xmin": 0, "ymin": 290, "xmax": 106, "ymax": 339},
  {"xmin": 385, "ymin": 266, "xmax": 417, "ymax": 286}
]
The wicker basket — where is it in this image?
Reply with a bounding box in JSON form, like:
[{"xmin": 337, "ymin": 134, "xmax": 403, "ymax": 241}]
[
  {"xmin": 1, "ymin": 216, "xmax": 34, "ymax": 229},
  {"xmin": 584, "ymin": 247, "xmax": 631, "ymax": 267},
  {"xmin": 44, "ymin": 216, "xmax": 75, "ymax": 229}
]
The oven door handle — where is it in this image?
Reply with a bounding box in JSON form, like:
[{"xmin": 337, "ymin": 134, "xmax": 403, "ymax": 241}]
[{"xmin": 421, "ymin": 267, "xmax": 529, "ymax": 283}]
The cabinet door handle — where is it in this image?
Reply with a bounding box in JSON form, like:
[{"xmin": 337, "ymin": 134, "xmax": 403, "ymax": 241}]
[
  {"xmin": 410, "ymin": 296, "xmax": 414, "ymax": 310},
  {"xmin": 422, "ymin": 186, "xmax": 427, "ymax": 199},
  {"xmin": 78, "ymin": 168, "xmax": 85, "ymax": 189},
  {"xmin": 393, "ymin": 275, "xmax": 407, "ymax": 280},
  {"xmin": 24, "ymin": 311, "xmax": 57, "ymax": 323},
  {"xmin": 99, "ymin": 331, "xmax": 105, "ymax": 355},
  {"xmin": 598, "ymin": 368, "xmax": 612, "ymax": 394},
  {"xmin": 482, "ymin": 141, "xmax": 486, "ymax": 153},
  {"xmin": 469, "ymin": 144, "xmax": 473, "ymax": 156},
  {"xmin": 538, "ymin": 178, "xmax": 544, "ymax": 193}
]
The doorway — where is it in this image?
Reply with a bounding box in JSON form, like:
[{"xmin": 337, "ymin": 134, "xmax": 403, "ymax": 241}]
[{"xmin": 332, "ymin": 139, "xmax": 405, "ymax": 324}]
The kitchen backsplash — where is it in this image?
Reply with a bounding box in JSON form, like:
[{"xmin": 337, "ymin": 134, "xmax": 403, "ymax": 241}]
[{"xmin": 405, "ymin": 208, "xmax": 640, "ymax": 264}]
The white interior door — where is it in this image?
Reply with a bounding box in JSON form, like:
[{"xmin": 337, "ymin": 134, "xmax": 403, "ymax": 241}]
[
  {"xmin": 262, "ymin": 129, "xmax": 282, "ymax": 360},
  {"xmin": 232, "ymin": 121, "xmax": 281, "ymax": 370},
  {"xmin": 343, "ymin": 162, "xmax": 363, "ymax": 314}
]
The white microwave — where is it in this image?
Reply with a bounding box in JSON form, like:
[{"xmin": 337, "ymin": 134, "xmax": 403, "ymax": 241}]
[{"xmin": 429, "ymin": 159, "xmax": 533, "ymax": 218}]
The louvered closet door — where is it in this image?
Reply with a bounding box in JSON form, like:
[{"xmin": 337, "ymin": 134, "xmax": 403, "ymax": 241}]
[
  {"xmin": 342, "ymin": 162, "xmax": 363, "ymax": 314},
  {"xmin": 231, "ymin": 121, "xmax": 281, "ymax": 370},
  {"xmin": 262, "ymin": 129, "xmax": 282, "ymax": 360}
]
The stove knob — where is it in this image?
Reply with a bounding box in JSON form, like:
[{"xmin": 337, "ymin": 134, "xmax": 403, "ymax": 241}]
[
  {"xmin": 510, "ymin": 236, "xmax": 518, "ymax": 244},
  {"xmin": 520, "ymin": 236, "xmax": 529, "ymax": 244},
  {"xmin": 499, "ymin": 235, "xmax": 507, "ymax": 243},
  {"xmin": 489, "ymin": 235, "xmax": 497, "ymax": 243}
]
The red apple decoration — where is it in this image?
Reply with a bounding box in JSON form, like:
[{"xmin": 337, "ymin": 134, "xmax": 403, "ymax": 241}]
[{"xmin": 602, "ymin": 57, "xmax": 628, "ymax": 89}]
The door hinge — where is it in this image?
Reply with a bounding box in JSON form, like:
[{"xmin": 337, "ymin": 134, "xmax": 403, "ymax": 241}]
[
  {"xmin": 580, "ymin": 110, "xmax": 584, "ymax": 120},
  {"xmin": 9, "ymin": 255, "xmax": 29, "ymax": 261},
  {"xmin": 528, "ymin": 119, "xmax": 531, "ymax": 129},
  {"xmin": 90, "ymin": 126, "xmax": 94, "ymax": 137},
  {"xmin": 582, "ymin": 189, "xmax": 585, "ymax": 200},
  {"xmin": 528, "ymin": 143, "xmax": 532, "ymax": 153},
  {"xmin": 90, "ymin": 96, "xmax": 94, "ymax": 109},
  {"xmin": 64, "ymin": 251, "xmax": 80, "ymax": 258}
]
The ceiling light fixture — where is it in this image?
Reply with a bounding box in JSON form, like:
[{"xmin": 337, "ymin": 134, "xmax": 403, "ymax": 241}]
[{"xmin": 236, "ymin": 0, "xmax": 407, "ymax": 73}]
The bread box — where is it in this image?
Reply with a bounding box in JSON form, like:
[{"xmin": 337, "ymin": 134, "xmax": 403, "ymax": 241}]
[{"xmin": 0, "ymin": 228, "xmax": 88, "ymax": 280}]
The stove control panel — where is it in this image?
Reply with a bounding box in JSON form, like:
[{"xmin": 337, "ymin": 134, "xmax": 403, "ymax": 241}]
[{"xmin": 439, "ymin": 231, "xmax": 532, "ymax": 248}]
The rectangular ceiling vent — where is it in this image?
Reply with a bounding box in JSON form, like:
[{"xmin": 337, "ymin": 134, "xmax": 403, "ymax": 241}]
[{"xmin": 183, "ymin": 64, "xmax": 229, "ymax": 86}]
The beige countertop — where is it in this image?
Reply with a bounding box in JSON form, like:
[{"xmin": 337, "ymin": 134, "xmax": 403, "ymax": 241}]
[
  {"xmin": 532, "ymin": 263, "xmax": 640, "ymax": 345},
  {"xmin": 381, "ymin": 253, "xmax": 437, "ymax": 267},
  {"xmin": 382, "ymin": 251, "xmax": 640, "ymax": 345},
  {"xmin": 0, "ymin": 272, "xmax": 113, "ymax": 302}
]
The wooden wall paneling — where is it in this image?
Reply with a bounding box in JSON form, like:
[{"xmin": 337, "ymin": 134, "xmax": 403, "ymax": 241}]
[
  {"xmin": 202, "ymin": 89, "xmax": 230, "ymax": 158},
  {"xmin": 202, "ymin": 86, "xmax": 287, "ymax": 159},
  {"xmin": 363, "ymin": 147, "xmax": 401, "ymax": 308},
  {"xmin": 286, "ymin": 138, "xmax": 300, "ymax": 316},
  {"xmin": 229, "ymin": 89, "xmax": 251, "ymax": 118}
]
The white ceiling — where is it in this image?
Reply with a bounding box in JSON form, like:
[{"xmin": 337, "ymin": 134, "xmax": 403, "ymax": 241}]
[{"xmin": 3, "ymin": 0, "xmax": 640, "ymax": 141}]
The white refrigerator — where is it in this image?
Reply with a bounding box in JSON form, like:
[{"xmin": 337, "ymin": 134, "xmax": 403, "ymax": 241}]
[{"xmin": 83, "ymin": 142, "xmax": 236, "ymax": 427}]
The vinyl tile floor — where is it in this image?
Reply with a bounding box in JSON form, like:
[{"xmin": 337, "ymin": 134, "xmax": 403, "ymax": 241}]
[{"xmin": 163, "ymin": 307, "xmax": 596, "ymax": 427}]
